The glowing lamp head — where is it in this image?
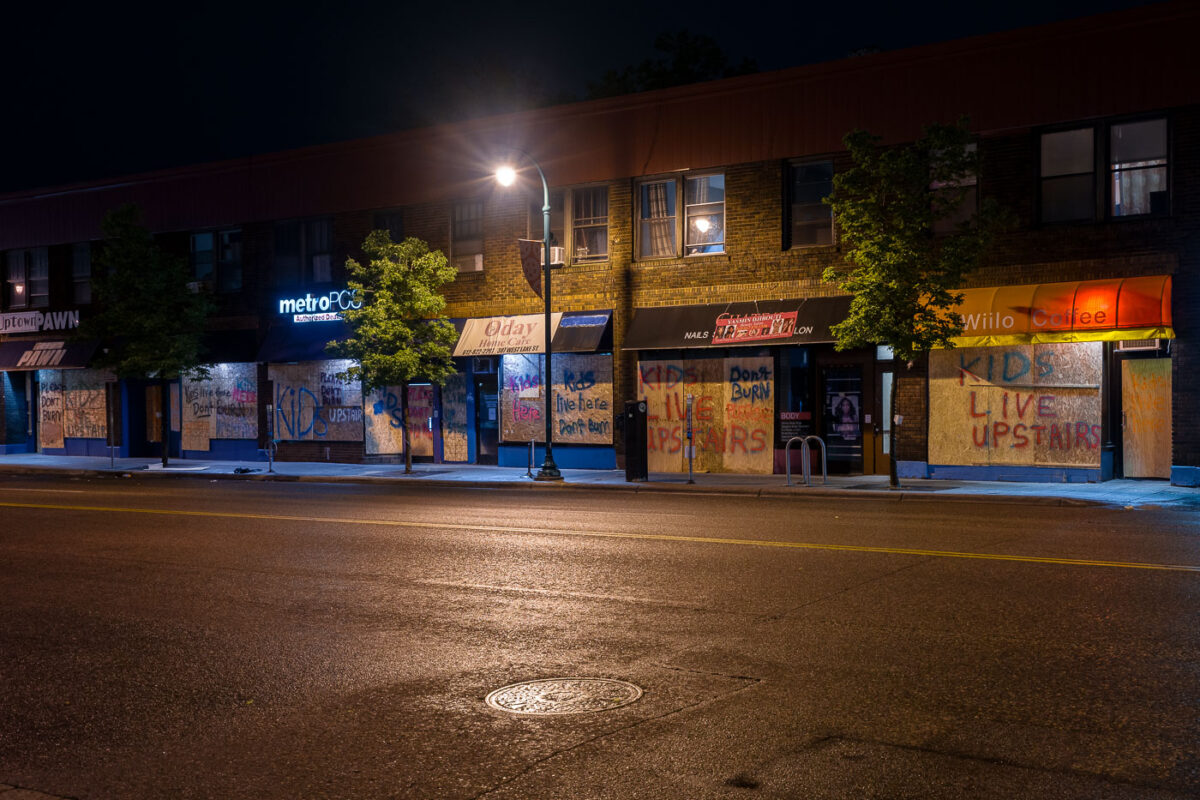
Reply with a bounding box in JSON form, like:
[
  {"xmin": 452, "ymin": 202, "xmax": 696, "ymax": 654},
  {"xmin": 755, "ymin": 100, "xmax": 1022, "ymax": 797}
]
[
  {"xmin": 495, "ymin": 165, "xmax": 517, "ymax": 187},
  {"xmin": 694, "ymin": 218, "xmax": 711, "ymax": 233}
]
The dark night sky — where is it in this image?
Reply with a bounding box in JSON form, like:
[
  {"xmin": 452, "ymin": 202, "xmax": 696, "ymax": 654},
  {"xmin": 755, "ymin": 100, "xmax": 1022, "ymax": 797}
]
[{"xmin": 2, "ymin": 0, "xmax": 1160, "ymax": 194}]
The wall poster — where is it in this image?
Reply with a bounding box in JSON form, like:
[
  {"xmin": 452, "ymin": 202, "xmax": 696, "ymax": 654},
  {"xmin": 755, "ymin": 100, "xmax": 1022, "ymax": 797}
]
[
  {"xmin": 268, "ymin": 360, "xmax": 363, "ymax": 441},
  {"xmin": 928, "ymin": 342, "xmax": 1102, "ymax": 468},
  {"xmin": 500, "ymin": 353, "xmax": 613, "ymax": 445},
  {"xmin": 637, "ymin": 356, "xmax": 774, "ymax": 474}
]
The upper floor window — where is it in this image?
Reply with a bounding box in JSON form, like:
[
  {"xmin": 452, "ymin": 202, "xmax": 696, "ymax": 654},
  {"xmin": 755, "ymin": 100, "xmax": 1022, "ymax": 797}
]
[
  {"xmin": 191, "ymin": 229, "xmax": 243, "ymax": 293},
  {"xmin": 72, "ymin": 243, "xmax": 92, "ymax": 304},
  {"xmin": 525, "ymin": 186, "xmax": 609, "ymax": 264},
  {"xmin": 5, "ymin": 248, "xmax": 49, "ymax": 310},
  {"xmin": 1040, "ymin": 128, "xmax": 1095, "ymax": 223},
  {"xmin": 637, "ymin": 173, "xmax": 725, "ymax": 260},
  {"xmin": 274, "ymin": 218, "xmax": 332, "ymax": 286},
  {"xmin": 572, "ymin": 186, "xmax": 608, "ymax": 262},
  {"xmin": 638, "ymin": 179, "xmax": 677, "ymax": 259},
  {"xmin": 452, "ymin": 199, "xmax": 484, "ymax": 272},
  {"xmin": 685, "ymin": 174, "xmax": 725, "ymax": 255},
  {"xmin": 1111, "ymin": 118, "xmax": 1167, "ymax": 217},
  {"xmin": 373, "ymin": 210, "xmax": 404, "ymax": 242},
  {"xmin": 1040, "ymin": 117, "xmax": 1169, "ymax": 223},
  {"xmin": 788, "ymin": 161, "xmax": 834, "ymax": 246},
  {"xmin": 931, "ymin": 144, "xmax": 978, "ymax": 235}
]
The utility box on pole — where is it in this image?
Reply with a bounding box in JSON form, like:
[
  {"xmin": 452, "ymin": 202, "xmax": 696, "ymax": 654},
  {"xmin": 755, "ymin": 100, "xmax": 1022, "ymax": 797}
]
[{"xmin": 624, "ymin": 400, "xmax": 648, "ymax": 482}]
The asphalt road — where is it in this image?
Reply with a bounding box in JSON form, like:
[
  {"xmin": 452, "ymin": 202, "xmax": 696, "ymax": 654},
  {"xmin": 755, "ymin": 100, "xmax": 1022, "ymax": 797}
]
[{"xmin": 1, "ymin": 474, "xmax": 1198, "ymax": 799}]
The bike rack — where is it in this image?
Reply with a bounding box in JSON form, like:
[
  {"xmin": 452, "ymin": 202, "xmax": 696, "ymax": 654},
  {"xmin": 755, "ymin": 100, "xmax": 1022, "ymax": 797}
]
[{"xmin": 785, "ymin": 435, "xmax": 828, "ymax": 487}]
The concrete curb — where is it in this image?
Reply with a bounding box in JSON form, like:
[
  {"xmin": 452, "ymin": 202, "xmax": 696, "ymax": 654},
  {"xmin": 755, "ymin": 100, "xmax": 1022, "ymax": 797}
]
[{"xmin": 0, "ymin": 464, "xmax": 1106, "ymax": 507}]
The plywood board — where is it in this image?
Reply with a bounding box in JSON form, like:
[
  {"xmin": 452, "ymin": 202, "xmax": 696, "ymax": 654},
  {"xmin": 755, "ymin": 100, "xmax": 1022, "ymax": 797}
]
[
  {"xmin": 929, "ymin": 343, "xmax": 1102, "ymax": 468},
  {"xmin": 37, "ymin": 370, "xmax": 64, "ymax": 450},
  {"xmin": 1122, "ymin": 358, "xmax": 1171, "ymax": 479},
  {"xmin": 551, "ymin": 353, "xmax": 613, "ymax": 444},
  {"xmin": 63, "ymin": 369, "xmax": 110, "ymax": 439},
  {"xmin": 269, "ymin": 360, "xmax": 363, "ymax": 441},
  {"xmin": 637, "ymin": 356, "xmax": 774, "ymax": 474},
  {"xmin": 364, "ymin": 387, "xmax": 405, "ymax": 455},
  {"xmin": 441, "ymin": 372, "xmax": 469, "ymax": 462}
]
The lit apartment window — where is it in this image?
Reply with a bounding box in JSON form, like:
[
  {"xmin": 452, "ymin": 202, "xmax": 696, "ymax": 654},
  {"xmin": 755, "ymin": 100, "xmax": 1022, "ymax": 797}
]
[
  {"xmin": 5, "ymin": 248, "xmax": 49, "ymax": 310},
  {"xmin": 685, "ymin": 174, "xmax": 725, "ymax": 255},
  {"xmin": 1110, "ymin": 118, "xmax": 1168, "ymax": 217},
  {"xmin": 6, "ymin": 251, "xmax": 27, "ymax": 309},
  {"xmin": 788, "ymin": 161, "xmax": 834, "ymax": 246},
  {"xmin": 638, "ymin": 173, "xmax": 725, "ymax": 259}
]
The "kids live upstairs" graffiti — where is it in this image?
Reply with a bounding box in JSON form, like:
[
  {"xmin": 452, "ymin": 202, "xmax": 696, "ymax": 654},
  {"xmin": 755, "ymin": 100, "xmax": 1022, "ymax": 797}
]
[
  {"xmin": 929, "ymin": 342, "xmax": 1103, "ymax": 468},
  {"xmin": 638, "ymin": 357, "xmax": 774, "ymax": 474}
]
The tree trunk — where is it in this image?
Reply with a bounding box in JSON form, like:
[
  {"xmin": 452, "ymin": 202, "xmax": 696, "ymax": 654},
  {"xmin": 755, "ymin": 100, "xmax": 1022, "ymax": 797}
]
[
  {"xmin": 400, "ymin": 381, "xmax": 412, "ymax": 474},
  {"xmin": 160, "ymin": 378, "xmax": 170, "ymax": 468}
]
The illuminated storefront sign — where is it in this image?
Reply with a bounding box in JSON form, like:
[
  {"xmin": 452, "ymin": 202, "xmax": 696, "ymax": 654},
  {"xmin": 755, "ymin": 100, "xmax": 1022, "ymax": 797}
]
[
  {"xmin": 0, "ymin": 309, "xmax": 80, "ymax": 334},
  {"xmin": 278, "ymin": 289, "xmax": 361, "ymax": 322}
]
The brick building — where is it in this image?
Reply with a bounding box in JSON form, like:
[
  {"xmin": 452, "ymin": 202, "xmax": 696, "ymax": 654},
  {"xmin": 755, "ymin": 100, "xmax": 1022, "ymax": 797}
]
[{"xmin": 0, "ymin": 2, "xmax": 1196, "ymax": 484}]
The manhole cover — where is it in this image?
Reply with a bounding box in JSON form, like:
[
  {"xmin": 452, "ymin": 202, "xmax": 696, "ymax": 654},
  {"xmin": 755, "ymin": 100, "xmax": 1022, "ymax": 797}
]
[{"xmin": 485, "ymin": 678, "xmax": 643, "ymax": 715}]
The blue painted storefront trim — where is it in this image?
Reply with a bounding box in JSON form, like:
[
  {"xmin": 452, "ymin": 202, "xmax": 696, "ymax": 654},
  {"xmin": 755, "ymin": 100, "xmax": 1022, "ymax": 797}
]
[
  {"xmin": 0, "ymin": 443, "xmax": 34, "ymax": 454},
  {"xmin": 896, "ymin": 460, "xmax": 929, "ymax": 479},
  {"xmin": 1170, "ymin": 466, "xmax": 1200, "ymax": 487},
  {"xmin": 926, "ymin": 463, "xmax": 1101, "ymax": 483},
  {"xmin": 498, "ymin": 444, "xmax": 616, "ymax": 470},
  {"xmin": 183, "ymin": 439, "xmax": 266, "ymax": 462}
]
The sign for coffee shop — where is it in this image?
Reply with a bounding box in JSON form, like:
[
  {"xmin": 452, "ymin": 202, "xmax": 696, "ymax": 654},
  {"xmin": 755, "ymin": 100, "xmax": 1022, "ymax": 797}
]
[{"xmin": 454, "ymin": 313, "xmax": 563, "ymax": 357}]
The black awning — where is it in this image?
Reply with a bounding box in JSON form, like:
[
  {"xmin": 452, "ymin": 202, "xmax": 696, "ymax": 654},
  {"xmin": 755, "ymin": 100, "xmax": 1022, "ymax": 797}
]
[
  {"xmin": 256, "ymin": 320, "xmax": 350, "ymax": 362},
  {"xmin": 623, "ymin": 297, "xmax": 851, "ymax": 350},
  {"xmin": 553, "ymin": 311, "xmax": 612, "ymax": 353},
  {"xmin": 0, "ymin": 338, "xmax": 99, "ymax": 370}
]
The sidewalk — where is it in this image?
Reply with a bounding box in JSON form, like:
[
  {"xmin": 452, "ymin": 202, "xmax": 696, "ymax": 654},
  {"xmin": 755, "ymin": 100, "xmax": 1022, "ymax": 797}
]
[{"xmin": 0, "ymin": 453, "xmax": 1195, "ymax": 508}]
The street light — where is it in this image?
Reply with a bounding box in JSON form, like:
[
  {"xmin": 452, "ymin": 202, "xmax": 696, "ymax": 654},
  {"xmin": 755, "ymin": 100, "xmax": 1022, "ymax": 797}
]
[{"xmin": 496, "ymin": 153, "xmax": 562, "ymax": 481}]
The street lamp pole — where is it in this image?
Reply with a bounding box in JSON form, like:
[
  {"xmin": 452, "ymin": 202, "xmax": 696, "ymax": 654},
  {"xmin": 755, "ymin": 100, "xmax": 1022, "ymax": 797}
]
[{"xmin": 497, "ymin": 154, "xmax": 562, "ymax": 481}]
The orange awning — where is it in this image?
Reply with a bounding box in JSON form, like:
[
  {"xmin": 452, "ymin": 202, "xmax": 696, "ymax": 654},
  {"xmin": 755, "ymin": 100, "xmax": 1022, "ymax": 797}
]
[{"xmin": 951, "ymin": 275, "xmax": 1173, "ymax": 346}]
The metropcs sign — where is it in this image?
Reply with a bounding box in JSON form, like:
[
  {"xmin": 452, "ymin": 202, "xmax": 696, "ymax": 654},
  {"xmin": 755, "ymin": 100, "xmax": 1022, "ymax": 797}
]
[{"xmin": 278, "ymin": 289, "xmax": 362, "ymax": 323}]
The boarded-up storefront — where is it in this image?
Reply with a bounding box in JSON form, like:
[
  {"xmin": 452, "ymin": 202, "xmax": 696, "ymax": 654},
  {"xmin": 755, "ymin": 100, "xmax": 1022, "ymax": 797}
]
[
  {"xmin": 268, "ymin": 360, "xmax": 362, "ymax": 442},
  {"xmin": 180, "ymin": 364, "xmax": 259, "ymax": 452},
  {"xmin": 929, "ymin": 343, "xmax": 1103, "ymax": 469},
  {"xmin": 637, "ymin": 357, "xmax": 774, "ymax": 474}
]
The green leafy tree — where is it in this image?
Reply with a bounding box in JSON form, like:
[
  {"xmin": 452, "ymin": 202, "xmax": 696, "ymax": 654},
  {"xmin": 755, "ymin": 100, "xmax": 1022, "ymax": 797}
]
[
  {"xmin": 75, "ymin": 203, "xmax": 213, "ymax": 466},
  {"xmin": 586, "ymin": 31, "xmax": 758, "ymax": 99},
  {"xmin": 823, "ymin": 119, "xmax": 1008, "ymax": 487},
  {"xmin": 330, "ymin": 232, "xmax": 458, "ymax": 474}
]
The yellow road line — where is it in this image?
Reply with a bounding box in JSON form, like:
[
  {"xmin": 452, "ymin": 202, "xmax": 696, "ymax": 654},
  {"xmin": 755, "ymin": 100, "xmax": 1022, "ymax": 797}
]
[{"xmin": 4, "ymin": 501, "xmax": 1199, "ymax": 573}]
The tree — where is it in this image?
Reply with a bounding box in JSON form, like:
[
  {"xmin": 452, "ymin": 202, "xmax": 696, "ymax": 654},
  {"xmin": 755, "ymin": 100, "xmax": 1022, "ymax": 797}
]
[
  {"xmin": 329, "ymin": 232, "xmax": 458, "ymax": 474},
  {"xmin": 586, "ymin": 31, "xmax": 758, "ymax": 100},
  {"xmin": 823, "ymin": 119, "xmax": 1008, "ymax": 488},
  {"xmin": 75, "ymin": 203, "xmax": 213, "ymax": 466}
]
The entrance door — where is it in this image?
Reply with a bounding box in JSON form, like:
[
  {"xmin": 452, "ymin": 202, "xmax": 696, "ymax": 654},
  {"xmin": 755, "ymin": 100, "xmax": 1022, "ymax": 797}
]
[
  {"xmin": 1121, "ymin": 358, "xmax": 1171, "ymax": 478},
  {"xmin": 474, "ymin": 374, "xmax": 499, "ymax": 465},
  {"xmin": 821, "ymin": 366, "xmax": 864, "ymax": 473},
  {"xmin": 868, "ymin": 363, "xmax": 894, "ymax": 476}
]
